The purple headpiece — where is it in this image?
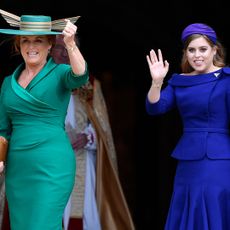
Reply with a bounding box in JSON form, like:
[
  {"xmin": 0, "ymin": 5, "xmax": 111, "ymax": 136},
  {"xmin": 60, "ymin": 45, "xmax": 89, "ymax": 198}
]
[{"xmin": 181, "ymin": 23, "xmax": 217, "ymax": 44}]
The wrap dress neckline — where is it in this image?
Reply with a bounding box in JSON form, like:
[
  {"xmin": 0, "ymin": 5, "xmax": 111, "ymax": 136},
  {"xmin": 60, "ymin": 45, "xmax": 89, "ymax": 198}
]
[{"xmin": 11, "ymin": 57, "xmax": 57, "ymax": 110}]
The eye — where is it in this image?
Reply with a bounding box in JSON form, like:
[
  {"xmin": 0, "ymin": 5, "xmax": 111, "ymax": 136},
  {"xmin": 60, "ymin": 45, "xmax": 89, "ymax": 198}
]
[
  {"xmin": 20, "ymin": 38, "xmax": 29, "ymax": 44},
  {"xmin": 199, "ymin": 47, "xmax": 208, "ymax": 53},
  {"xmin": 34, "ymin": 39, "xmax": 43, "ymax": 43},
  {"xmin": 187, "ymin": 48, "xmax": 195, "ymax": 53}
]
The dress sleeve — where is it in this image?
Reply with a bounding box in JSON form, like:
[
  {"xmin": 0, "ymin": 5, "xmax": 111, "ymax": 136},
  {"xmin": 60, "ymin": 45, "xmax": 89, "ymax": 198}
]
[
  {"xmin": 0, "ymin": 79, "xmax": 12, "ymax": 140},
  {"xmin": 62, "ymin": 62, "xmax": 89, "ymax": 90},
  {"xmin": 145, "ymin": 84, "xmax": 176, "ymax": 115}
]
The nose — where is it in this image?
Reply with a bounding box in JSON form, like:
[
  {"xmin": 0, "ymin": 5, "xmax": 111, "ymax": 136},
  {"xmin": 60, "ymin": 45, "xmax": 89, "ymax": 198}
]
[
  {"xmin": 28, "ymin": 42, "xmax": 35, "ymax": 49},
  {"xmin": 194, "ymin": 50, "xmax": 201, "ymax": 57}
]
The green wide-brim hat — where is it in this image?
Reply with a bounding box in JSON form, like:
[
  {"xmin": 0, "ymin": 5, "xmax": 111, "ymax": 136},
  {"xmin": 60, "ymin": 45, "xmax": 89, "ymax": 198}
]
[{"xmin": 0, "ymin": 9, "xmax": 80, "ymax": 35}]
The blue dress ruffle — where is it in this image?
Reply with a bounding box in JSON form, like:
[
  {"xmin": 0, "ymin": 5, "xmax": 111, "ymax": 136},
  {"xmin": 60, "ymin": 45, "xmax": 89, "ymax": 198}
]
[{"xmin": 165, "ymin": 157, "xmax": 230, "ymax": 230}]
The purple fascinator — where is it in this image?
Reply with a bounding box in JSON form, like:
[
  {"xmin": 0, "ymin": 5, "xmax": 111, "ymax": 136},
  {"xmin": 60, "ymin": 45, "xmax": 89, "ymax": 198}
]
[{"xmin": 181, "ymin": 23, "xmax": 217, "ymax": 44}]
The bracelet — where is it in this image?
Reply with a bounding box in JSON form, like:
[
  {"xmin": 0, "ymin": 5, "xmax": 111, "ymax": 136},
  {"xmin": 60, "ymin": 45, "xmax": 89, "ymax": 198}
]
[
  {"xmin": 66, "ymin": 45, "xmax": 76, "ymax": 52},
  {"xmin": 152, "ymin": 80, "xmax": 163, "ymax": 88}
]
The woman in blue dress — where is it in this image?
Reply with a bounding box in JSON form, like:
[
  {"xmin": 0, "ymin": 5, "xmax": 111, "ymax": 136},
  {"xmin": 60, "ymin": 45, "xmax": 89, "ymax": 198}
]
[
  {"xmin": 0, "ymin": 9, "xmax": 88, "ymax": 230},
  {"xmin": 146, "ymin": 23, "xmax": 230, "ymax": 229}
]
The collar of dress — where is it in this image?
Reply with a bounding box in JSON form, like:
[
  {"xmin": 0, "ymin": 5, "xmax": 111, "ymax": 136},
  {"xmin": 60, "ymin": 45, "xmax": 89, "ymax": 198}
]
[{"xmin": 168, "ymin": 67, "xmax": 230, "ymax": 87}]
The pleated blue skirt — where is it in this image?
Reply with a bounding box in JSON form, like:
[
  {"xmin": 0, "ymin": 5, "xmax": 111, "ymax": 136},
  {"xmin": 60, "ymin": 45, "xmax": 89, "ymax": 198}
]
[{"xmin": 165, "ymin": 156, "xmax": 230, "ymax": 230}]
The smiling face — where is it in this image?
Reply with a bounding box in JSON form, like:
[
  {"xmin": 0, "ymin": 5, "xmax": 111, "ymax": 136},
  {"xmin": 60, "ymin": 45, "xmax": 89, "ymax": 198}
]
[
  {"xmin": 18, "ymin": 35, "xmax": 52, "ymax": 66},
  {"xmin": 185, "ymin": 36, "xmax": 217, "ymax": 74}
]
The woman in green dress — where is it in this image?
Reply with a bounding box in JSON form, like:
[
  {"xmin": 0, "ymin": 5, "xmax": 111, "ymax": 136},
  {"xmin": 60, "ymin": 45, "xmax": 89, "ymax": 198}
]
[{"xmin": 0, "ymin": 9, "xmax": 89, "ymax": 230}]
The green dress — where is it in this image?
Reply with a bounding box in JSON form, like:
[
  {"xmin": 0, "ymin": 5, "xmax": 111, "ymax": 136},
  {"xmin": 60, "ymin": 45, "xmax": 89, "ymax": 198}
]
[{"xmin": 0, "ymin": 57, "xmax": 89, "ymax": 230}]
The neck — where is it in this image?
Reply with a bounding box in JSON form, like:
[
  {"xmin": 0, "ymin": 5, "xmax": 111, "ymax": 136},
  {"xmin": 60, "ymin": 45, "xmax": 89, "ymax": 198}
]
[{"xmin": 25, "ymin": 61, "xmax": 47, "ymax": 78}]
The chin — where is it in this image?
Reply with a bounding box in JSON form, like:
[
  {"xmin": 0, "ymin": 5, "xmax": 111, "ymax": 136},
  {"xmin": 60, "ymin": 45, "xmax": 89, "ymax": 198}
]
[{"xmin": 193, "ymin": 67, "xmax": 205, "ymax": 73}]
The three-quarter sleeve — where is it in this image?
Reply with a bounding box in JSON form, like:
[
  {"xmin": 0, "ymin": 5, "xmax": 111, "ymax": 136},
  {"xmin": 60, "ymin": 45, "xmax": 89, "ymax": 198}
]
[
  {"xmin": 62, "ymin": 62, "xmax": 89, "ymax": 90},
  {"xmin": 146, "ymin": 84, "xmax": 176, "ymax": 115}
]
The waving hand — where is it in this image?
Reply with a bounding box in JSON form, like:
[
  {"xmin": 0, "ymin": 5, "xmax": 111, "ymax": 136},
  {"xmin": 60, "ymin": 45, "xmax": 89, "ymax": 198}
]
[{"xmin": 146, "ymin": 49, "xmax": 169, "ymax": 82}]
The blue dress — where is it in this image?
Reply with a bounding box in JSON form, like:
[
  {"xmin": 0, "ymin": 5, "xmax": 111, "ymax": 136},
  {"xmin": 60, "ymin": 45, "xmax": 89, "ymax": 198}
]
[
  {"xmin": 0, "ymin": 57, "xmax": 89, "ymax": 230},
  {"xmin": 146, "ymin": 67, "xmax": 230, "ymax": 230}
]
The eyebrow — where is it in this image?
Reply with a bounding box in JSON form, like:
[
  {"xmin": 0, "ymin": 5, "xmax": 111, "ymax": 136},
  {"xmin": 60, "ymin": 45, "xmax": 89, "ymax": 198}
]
[{"xmin": 187, "ymin": 45, "xmax": 209, "ymax": 49}]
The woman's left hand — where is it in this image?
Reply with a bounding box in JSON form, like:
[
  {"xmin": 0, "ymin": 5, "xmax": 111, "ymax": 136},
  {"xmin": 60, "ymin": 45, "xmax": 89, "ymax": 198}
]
[
  {"xmin": 61, "ymin": 19, "xmax": 86, "ymax": 75},
  {"xmin": 62, "ymin": 19, "xmax": 77, "ymax": 47}
]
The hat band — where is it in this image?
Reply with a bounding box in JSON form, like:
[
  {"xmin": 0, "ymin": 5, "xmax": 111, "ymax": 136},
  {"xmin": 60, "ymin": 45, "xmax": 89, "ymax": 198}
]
[{"xmin": 20, "ymin": 21, "xmax": 51, "ymax": 31}]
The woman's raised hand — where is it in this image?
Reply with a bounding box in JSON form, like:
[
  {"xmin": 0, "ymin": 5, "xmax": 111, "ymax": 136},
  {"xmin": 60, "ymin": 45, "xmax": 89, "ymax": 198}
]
[
  {"xmin": 62, "ymin": 19, "xmax": 77, "ymax": 47},
  {"xmin": 146, "ymin": 49, "xmax": 169, "ymax": 82}
]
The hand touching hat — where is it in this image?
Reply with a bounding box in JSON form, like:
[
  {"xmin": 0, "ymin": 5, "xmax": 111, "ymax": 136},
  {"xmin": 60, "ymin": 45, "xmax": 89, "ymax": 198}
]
[{"xmin": 0, "ymin": 9, "xmax": 80, "ymax": 35}]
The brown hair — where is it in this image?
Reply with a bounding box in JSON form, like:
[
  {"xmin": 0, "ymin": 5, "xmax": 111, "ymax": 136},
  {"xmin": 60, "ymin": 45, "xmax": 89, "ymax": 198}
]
[{"xmin": 181, "ymin": 34, "xmax": 225, "ymax": 73}]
